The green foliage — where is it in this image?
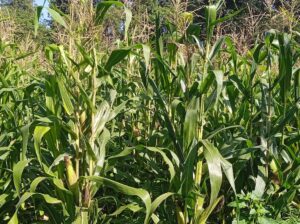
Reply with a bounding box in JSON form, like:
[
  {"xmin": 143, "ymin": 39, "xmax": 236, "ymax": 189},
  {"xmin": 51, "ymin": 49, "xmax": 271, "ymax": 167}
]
[{"xmin": 0, "ymin": 1, "xmax": 300, "ymax": 223}]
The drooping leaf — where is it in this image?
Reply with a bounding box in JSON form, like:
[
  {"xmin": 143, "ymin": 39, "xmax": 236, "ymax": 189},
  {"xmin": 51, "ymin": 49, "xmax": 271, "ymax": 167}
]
[
  {"xmin": 95, "ymin": 1, "xmax": 124, "ymax": 25},
  {"xmin": 149, "ymin": 193, "xmax": 174, "ymax": 223},
  {"xmin": 110, "ymin": 203, "xmax": 142, "ymax": 216},
  {"xmin": 8, "ymin": 192, "xmax": 62, "ymax": 224},
  {"xmin": 105, "ymin": 48, "xmax": 131, "ymax": 72},
  {"xmin": 195, "ymin": 196, "xmax": 223, "ymax": 224},
  {"xmin": 85, "ymin": 176, "xmax": 151, "ymax": 224},
  {"xmin": 199, "ymin": 71, "xmax": 214, "ymax": 95},
  {"xmin": 30, "ymin": 177, "xmax": 48, "ymax": 192},
  {"xmin": 48, "ymin": 8, "xmax": 67, "ymax": 28},
  {"xmin": 202, "ymin": 140, "xmax": 236, "ymax": 205},
  {"xmin": 34, "ymin": 126, "xmax": 51, "ymax": 165},
  {"xmin": 13, "ymin": 159, "xmax": 32, "ymax": 197},
  {"xmin": 208, "ymin": 37, "xmax": 224, "ymax": 61}
]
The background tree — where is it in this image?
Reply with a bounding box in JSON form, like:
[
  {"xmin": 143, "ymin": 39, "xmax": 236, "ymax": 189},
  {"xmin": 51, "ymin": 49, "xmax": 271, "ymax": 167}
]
[{"xmin": 0, "ymin": 0, "xmax": 34, "ymax": 40}]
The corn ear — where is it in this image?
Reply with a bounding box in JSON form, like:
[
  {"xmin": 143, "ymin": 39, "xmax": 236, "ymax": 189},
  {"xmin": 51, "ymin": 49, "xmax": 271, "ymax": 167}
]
[
  {"xmin": 80, "ymin": 111, "xmax": 87, "ymax": 126},
  {"xmin": 270, "ymin": 159, "xmax": 278, "ymax": 174},
  {"xmin": 176, "ymin": 205, "xmax": 185, "ymax": 224},
  {"xmin": 64, "ymin": 156, "xmax": 79, "ymax": 204},
  {"xmin": 82, "ymin": 184, "xmax": 91, "ymax": 208}
]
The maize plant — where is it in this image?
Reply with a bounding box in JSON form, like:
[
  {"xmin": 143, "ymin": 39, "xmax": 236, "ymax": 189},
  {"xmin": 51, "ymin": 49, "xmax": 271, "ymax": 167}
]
[{"xmin": 0, "ymin": 0, "xmax": 300, "ymax": 223}]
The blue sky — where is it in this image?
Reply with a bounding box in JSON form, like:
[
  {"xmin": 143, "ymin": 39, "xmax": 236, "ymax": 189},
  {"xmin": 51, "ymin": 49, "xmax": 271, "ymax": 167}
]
[
  {"xmin": 34, "ymin": 0, "xmax": 50, "ymax": 20},
  {"xmin": 34, "ymin": 0, "xmax": 49, "ymax": 7}
]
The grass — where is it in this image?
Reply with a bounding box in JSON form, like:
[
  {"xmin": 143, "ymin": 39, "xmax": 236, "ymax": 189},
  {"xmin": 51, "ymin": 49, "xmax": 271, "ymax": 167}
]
[{"xmin": 0, "ymin": 1, "xmax": 300, "ymax": 223}]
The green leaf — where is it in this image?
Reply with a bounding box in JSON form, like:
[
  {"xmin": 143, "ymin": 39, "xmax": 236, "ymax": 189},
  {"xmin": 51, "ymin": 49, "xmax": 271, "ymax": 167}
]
[
  {"xmin": 143, "ymin": 44, "xmax": 151, "ymax": 69},
  {"xmin": 110, "ymin": 203, "xmax": 142, "ymax": 216},
  {"xmin": 199, "ymin": 71, "xmax": 214, "ymax": 95},
  {"xmin": 149, "ymin": 78, "xmax": 184, "ymax": 162},
  {"xmin": 9, "ymin": 192, "xmax": 62, "ymax": 224},
  {"xmin": 68, "ymin": 71, "xmax": 96, "ymax": 112},
  {"xmin": 205, "ymin": 4, "xmax": 217, "ymax": 43},
  {"xmin": 30, "ymin": 177, "xmax": 48, "ymax": 192},
  {"xmin": 195, "ymin": 196, "xmax": 223, "ymax": 224},
  {"xmin": 206, "ymin": 125, "xmax": 243, "ymax": 140},
  {"xmin": 8, "ymin": 212, "xmax": 18, "ymax": 224},
  {"xmin": 253, "ymin": 43, "xmax": 265, "ymax": 63},
  {"xmin": 48, "ymin": 153, "xmax": 70, "ymax": 173},
  {"xmin": 224, "ymin": 37, "xmax": 237, "ymax": 72},
  {"xmin": 13, "ymin": 159, "xmax": 32, "ymax": 197},
  {"xmin": 150, "ymin": 192, "xmax": 173, "ymax": 217},
  {"xmin": 258, "ymin": 217, "xmax": 280, "ymax": 224},
  {"xmin": 92, "ymin": 101, "xmax": 111, "ymax": 138},
  {"xmin": 34, "ymin": 126, "xmax": 51, "ymax": 165},
  {"xmin": 109, "ymin": 146, "xmax": 176, "ymax": 182},
  {"xmin": 58, "ymin": 45, "xmax": 70, "ymax": 68},
  {"xmin": 183, "ymin": 97, "xmax": 198, "ymax": 154},
  {"xmin": 57, "ymin": 78, "xmax": 74, "ymax": 115},
  {"xmin": 75, "ymin": 42, "xmax": 94, "ymax": 66},
  {"xmin": 0, "ymin": 193, "xmax": 9, "ymax": 208},
  {"xmin": 202, "ymin": 140, "xmax": 236, "ymax": 205},
  {"xmin": 211, "ymin": 9, "xmax": 243, "ymax": 26},
  {"xmin": 48, "ymin": 8, "xmax": 67, "ymax": 28},
  {"xmin": 105, "ymin": 48, "xmax": 131, "ymax": 72},
  {"xmin": 253, "ymin": 166, "xmax": 267, "ymax": 198},
  {"xmin": 271, "ymin": 104, "xmax": 299, "ymax": 135},
  {"xmin": 294, "ymin": 68, "xmax": 300, "ymax": 101},
  {"xmin": 278, "ymin": 33, "xmax": 293, "ymax": 106},
  {"xmin": 94, "ymin": 128, "xmax": 111, "ymax": 175},
  {"xmin": 208, "ymin": 37, "xmax": 224, "ymax": 61},
  {"xmin": 182, "ymin": 142, "xmax": 199, "ymax": 197},
  {"xmin": 212, "ymin": 70, "xmax": 224, "ymax": 105},
  {"xmin": 124, "ymin": 7, "xmax": 132, "ymax": 42},
  {"xmin": 20, "ymin": 123, "xmax": 31, "ymax": 160},
  {"xmin": 34, "ymin": 6, "xmax": 43, "ymax": 37},
  {"xmin": 95, "ymin": 1, "xmax": 124, "ymax": 25},
  {"xmin": 204, "ymin": 142, "xmax": 221, "ymax": 204},
  {"xmin": 145, "ymin": 147, "xmax": 176, "ymax": 182},
  {"xmin": 85, "ymin": 176, "xmax": 151, "ymax": 224}
]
